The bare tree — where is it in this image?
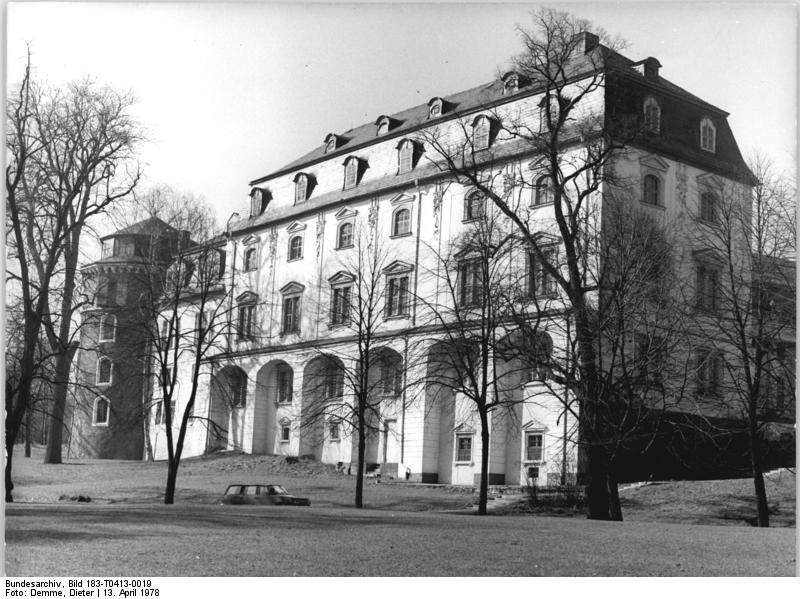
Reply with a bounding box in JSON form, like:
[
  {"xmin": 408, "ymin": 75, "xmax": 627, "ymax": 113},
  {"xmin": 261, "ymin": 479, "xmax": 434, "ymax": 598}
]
[
  {"xmin": 126, "ymin": 192, "xmax": 228, "ymax": 504},
  {"xmin": 413, "ymin": 210, "xmax": 549, "ymax": 515},
  {"xmin": 416, "ymin": 9, "xmax": 647, "ymax": 519},
  {"xmin": 5, "ymin": 57, "xmax": 142, "ymax": 497},
  {"xmin": 299, "ymin": 225, "xmax": 404, "ymax": 508},
  {"xmin": 684, "ymin": 155, "xmax": 795, "ymax": 527}
]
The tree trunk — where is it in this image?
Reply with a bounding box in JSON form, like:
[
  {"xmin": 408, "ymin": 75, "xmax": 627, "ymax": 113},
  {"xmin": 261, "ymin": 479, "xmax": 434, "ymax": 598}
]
[
  {"xmin": 24, "ymin": 407, "xmax": 31, "ymax": 458},
  {"xmin": 355, "ymin": 420, "xmax": 366, "ymax": 509},
  {"xmin": 580, "ymin": 442, "xmax": 611, "ymax": 520},
  {"xmin": 164, "ymin": 459, "xmax": 178, "ymax": 505},
  {"xmin": 5, "ymin": 437, "xmax": 16, "ymax": 502},
  {"xmin": 44, "ymin": 344, "xmax": 78, "ymax": 464},
  {"xmin": 749, "ymin": 429, "xmax": 770, "ymax": 527},
  {"xmin": 478, "ymin": 410, "xmax": 490, "ymax": 515},
  {"xmin": 607, "ymin": 466, "xmax": 623, "ymax": 521}
]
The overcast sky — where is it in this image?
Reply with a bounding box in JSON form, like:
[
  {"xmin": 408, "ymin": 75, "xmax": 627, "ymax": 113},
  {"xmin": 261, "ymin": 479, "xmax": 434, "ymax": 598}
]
[{"xmin": 6, "ymin": 1, "xmax": 797, "ymax": 227}]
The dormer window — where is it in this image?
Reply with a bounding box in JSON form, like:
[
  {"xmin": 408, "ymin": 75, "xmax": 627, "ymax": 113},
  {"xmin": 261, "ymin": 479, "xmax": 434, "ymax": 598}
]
[
  {"xmin": 376, "ymin": 115, "xmax": 391, "ymax": 136},
  {"xmin": 502, "ymin": 71, "xmax": 520, "ymax": 94},
  {"xmin": 250, "ymin": 188, "xmax": 269, "ymax": 217},
  {"xmin": 472, "ymin": 115, "xmax": 492, "ymax": 150},
  {"xmin": 294, "ymin": 173, "xmax": 310, "ymax": 204},
  {"xmin": 324, "ymin": 134, "xmax": 338, "ymax": 153},
  {"xmin": 397, "ymin": 140, "xmax": 416, "ymax": 174},
  {"xmin": 428, "ymin": 97, "xmax": 444, "ymax": 119},
  {"xmin": 700, "ymin": 118, "xmax": 716, "ymax": 153},
  {"xmin": 343, "ymin": 157, "xmax": 362, "ymax": 190},
  {"xmin": 643, "ymin": 96, "xmax": 661, "ymax": 134}
]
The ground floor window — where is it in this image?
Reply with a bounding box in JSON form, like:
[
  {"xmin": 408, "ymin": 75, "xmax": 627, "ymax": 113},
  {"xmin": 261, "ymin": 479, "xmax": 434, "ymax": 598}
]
[
  {"xmin": 329, "ymin": 421, "xmax": 340, "ymax": 441},
  {"xmin": 93, "ymin": 397, "xmax": 110, "ymax": 426},
  {"xmin": 525, "ymin": 433, "xmax": 544, "ymax": 462},
  {"xmin": 280, "ymin": 419, "xmax": 291, "ymax": 443},
  {"xmin": 455, "ymin": 434, "xmax": 473, "ymax": 463}
]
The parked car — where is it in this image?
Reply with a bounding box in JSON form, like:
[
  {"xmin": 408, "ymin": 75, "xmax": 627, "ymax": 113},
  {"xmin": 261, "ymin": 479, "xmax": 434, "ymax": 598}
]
[{"xmin": 219, "ymin": 484, "xmax": 311, "ymax": 506}]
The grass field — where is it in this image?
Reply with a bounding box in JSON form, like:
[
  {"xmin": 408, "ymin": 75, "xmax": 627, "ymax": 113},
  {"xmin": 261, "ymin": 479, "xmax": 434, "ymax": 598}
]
[{"xmin": 4, "ymin": 446, "xmax": 796, "ymax": 577}]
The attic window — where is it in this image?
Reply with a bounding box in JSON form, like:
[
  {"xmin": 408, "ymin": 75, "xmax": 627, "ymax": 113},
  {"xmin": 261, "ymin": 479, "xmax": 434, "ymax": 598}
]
[
  {"xmin": 700, "ymin": 118, "xmax": 716, "ymax": 153},
  {"xmin": 250, "ymin": 188, "xmax": 269, "ymax": 217},
  {"xmin": 502, "ymin": 72, "xmax": 519, "ymax": 94},
  {"xmin": 343, "ymin": 157, "xmax": 361, "ymax": 189},
  {"xmin": 325, "ymin": 134, "xmax": 338, "ymax": 153},
  {"xmin": 295, "ymin": 173, "xmax": 309, "ymax": 204},
  {"xmin": 643, "ymin": 96, "xmax": 661, "ymax": 134},
  {"xmin": 472, "ymin": 116, "xmax": 492, "ymax": 150},
  {"xmin": 428, "ymin": 98, "xmax": 443, "ymax": 118},
  {"xmin": 397, "ymin": 140, "xmax": 416, "ymax": 174},
  {"xmin": 376, "ymin": 116, "xmax": 390, "ymax": 136}
]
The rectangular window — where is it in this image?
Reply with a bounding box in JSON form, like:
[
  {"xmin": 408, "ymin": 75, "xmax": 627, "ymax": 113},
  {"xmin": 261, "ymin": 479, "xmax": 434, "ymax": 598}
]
[
  {"xmin": 455, "ymin": 434, "xmax": 473, "ymax": 463},
  {"xmin": 386, "ymin": 276, "xmax": 410, "ymax": 317},
  {"xmin": 282, "ymin": 296, "xmax": 300, "ymax": 334},
  {"xmin": 237, "ymin": 304, "xmax": 255, "ymax": 340},
  {"xmin": 696, "ymin": 350, "xmax": 721, "ymax": 396},
  {"xmin": 696, "ymin": 264, "xmax": 720, "ymax": 312},
  {"xmin": 330, "ymin": 285, "xmax": 352, "ymax": 325},
  {"xmin": 281, "ymin": 424, "xmax": 291, "ymax": 442},
  {"xmin": 634, "ymin": 334, "xmax": 665, "ymax": 382},
  {"xmin": 525, "ymin": 433, "xmax": 543, "ymax": 462},
  {"xmin": 530, "ymin": 248, "xmax": 557, "ymax": 297},
  {"xmin": 277, "ymin": 370, "xmax": 293, "ymax": 404},
  {"xmin": 458, "ymin": 259, "xmax": 483, "ymax": 306},
  {"xmin": 329, "ymin": 422, "xmax": 340, "ymax": 441}
]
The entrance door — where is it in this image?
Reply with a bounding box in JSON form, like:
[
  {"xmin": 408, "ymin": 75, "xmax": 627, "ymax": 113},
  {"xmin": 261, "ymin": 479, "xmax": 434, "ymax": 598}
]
[{"xmin": 382, "ymin": 419, "xmax": 400, "ymax": 464}]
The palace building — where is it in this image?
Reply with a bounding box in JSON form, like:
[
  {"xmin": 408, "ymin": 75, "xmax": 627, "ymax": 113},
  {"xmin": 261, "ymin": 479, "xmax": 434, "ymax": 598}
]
[{"xmin": 73, "ymin": 32, "xmax": 792, "ymax": 483}]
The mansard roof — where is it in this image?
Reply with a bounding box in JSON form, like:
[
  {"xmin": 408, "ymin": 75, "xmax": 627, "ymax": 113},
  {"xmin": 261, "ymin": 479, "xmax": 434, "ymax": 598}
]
[{"xmin": 250, "ymin": 40, "xmax": 752, "ymax": 188}]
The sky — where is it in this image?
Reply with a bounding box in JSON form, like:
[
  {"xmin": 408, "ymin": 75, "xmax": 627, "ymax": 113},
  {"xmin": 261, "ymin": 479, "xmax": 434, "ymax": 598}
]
[{"xmin": 5, "ymin": 1, "xmax": 797, "ymax": 228}]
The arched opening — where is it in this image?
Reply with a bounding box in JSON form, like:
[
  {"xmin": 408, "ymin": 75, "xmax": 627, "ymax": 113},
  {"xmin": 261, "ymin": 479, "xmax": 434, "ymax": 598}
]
[
  {"xmin": 368, "ymin": 347, "xmax": 404, "ymax": 468},
  {"xmin": 208, "ymin": 365, "xmax": 248, "ymax": 452},
  {"xmin": 254, "ymin": 360, "xmax": 294, "ymax": 454},
  {"xmin": 301, "ymin": 354, "xmax": 345, "ymax": 461}
]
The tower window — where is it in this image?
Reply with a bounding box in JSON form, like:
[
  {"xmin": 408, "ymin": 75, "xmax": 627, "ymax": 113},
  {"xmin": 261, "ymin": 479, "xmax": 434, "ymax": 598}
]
[
  {"xmin": 642, "ymin": 174, "xmax": 661, "ymax": 206},
  {"xmin": 93, "ymin": 397, "xmax": 110, "ymax": 426}
]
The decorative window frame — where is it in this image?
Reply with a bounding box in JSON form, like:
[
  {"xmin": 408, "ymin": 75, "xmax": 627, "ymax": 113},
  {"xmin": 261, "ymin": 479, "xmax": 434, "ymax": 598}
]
[
  {"xmin": 334, "ymin": 207, "xmax": 357, "ymax": 249},
  {"xmin": 375, "ymin": 115, "xmax": 398, "ymax": 136},
  {"xmin": 643, "ymin": 96, "xmax": 661, "ymax": 134},
  {"xmin": 696, "ymin": 173, "xmax": 724, "ymax": 225},
  {"xmin": 528, "ymin": 239, "xmax": 559, "ymax": 299},
  {"xmin": 639, "ymin": 154, "xmax": 669, "ymax": 208},
  {"xmin": 522, "ymin": 421, "xmax": 548, "ymax": 463},
  {"xmin": 96, "ymin": 357, "xmax": 113, "ymax": 386},
  {"xmin": 99, "ymin": 314, "xmax": 117, "ymax": 343},
  {"xmin": 383, "ymin": 260, "xmax": 414, "ymax": 319},
  {"xmin": 389, "ymin": 193, "xmax": 415, "ymax": 238},
  {"xmin": 92, "ymin": 396, "xmax": 110, "ymax": 427},
  {"xmin": 328, "ymin": 271, "xmax": 354, "ymax": 327},
  {"xmin": 279, "ymin": 417, "xmax": 292, "ymax": 443},
  {"xmin": 463, "ymin": 189, "xmax": 486, "ymax": 222},
  {"xmin": 328, "ymin": 419, "xmax": 341, "ymax": 442},
  {"xmin": 279, "ymin": 282, "xmax": 305, "ymax": 336},
  {"xmin": 236, "ymin": 291, "xmax": 259, "ymax": 341},
  {"xmin": 454, "ymin": 424, "xmax": 475, "ymax": 464},
  {"xmin": 243, "ymin": 247, "xmax": 258, "ymax": 272},
  {"xmin": 692, "ymin": 249, "xmax": 723, "ymax": 314},
  {"xmin": 286, "ymin": 221, "xmax": 307, "ymax": 262},
  {"xmin": 532, "ymin": 174, "xmax": 555, "ymax": 207},
  {"xmin": 700, "ymin": 117, "xmax": 716, "ymax": 153},
  {"xmin": 275, "ymin": 364, "xmax": 294, "ymax": 405}
]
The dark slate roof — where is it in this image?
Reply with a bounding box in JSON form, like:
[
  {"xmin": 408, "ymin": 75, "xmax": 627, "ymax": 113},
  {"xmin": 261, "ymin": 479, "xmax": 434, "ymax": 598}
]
[
  {"xmin": 103, "ymin": 217, "xmax": 181, "ymax": 240},
  {"xmin": 251, "ymin": 41, "xmax": 750, "ymax": 188}
]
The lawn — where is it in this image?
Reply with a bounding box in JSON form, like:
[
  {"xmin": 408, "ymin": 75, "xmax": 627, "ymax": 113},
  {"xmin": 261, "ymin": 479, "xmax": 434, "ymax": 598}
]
[{"xmin": 5, "ymin": 446, "xmax": 796, "ymax": 577}]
